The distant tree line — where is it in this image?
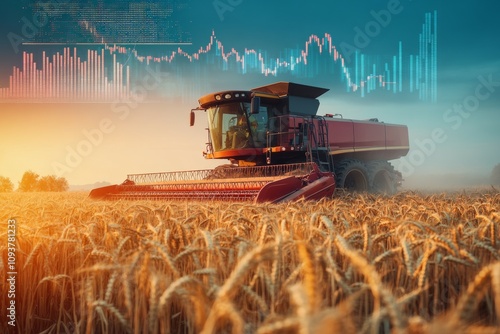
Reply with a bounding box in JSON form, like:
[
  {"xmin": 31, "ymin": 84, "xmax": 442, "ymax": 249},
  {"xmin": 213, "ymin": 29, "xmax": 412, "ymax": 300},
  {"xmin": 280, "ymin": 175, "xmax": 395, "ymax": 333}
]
[
  {"xmin": 1, "ymin": 165, "xmax": 499, "ymax": 192},
  {"xmin": 0, "ymin": 171, "xmax": 68, "ymax": 192},
  {"xmin": 0, "ymin": 176, "xmax": 14, "ymax": 192}
]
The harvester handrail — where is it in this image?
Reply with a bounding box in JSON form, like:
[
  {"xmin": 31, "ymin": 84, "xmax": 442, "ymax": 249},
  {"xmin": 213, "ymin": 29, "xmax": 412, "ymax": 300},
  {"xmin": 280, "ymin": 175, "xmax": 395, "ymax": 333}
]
[
  {"xmin": 126, "ymin": 162, "xmax": 317, "ymax": 185},
  {"xmin": 267, "ymin": 115, "xmax": 313, "ymax": 148}
]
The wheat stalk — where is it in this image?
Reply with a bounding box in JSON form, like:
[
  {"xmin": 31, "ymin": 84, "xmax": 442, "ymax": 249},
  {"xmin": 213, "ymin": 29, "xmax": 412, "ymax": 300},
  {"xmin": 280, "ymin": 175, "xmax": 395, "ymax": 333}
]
[
  {"xmin": 451, "ymin": 263, "xmax": 497, "ymax": 324},
  {"xmin": 92, "ymin": 300, "xmax": 131, "ymax": 333},
  {"xmin": 297, "ymin": 241, "xmax": 319, "ymax": 314},
  {"xmin": 334, "ymin": 235, "xmax": 406, "ymax": 333},
  {"xmin": 3, "ymin": 191, "xmax": 500, "ymax": 333}
]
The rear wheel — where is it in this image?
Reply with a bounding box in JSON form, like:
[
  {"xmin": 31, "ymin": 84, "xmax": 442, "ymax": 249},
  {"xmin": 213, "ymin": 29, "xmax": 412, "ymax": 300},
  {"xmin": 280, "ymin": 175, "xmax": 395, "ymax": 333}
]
[
  {"xmin": 334, "ymin": 159, "xmax": 369, "ymax": 192},
  {"xmin": 367, "ymin": 161, "xmax": 400, "ymax": 195}
]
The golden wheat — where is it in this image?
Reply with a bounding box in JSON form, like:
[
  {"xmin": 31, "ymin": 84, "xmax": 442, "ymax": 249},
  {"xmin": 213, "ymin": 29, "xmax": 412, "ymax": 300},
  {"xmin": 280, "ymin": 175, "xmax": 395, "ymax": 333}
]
[{"xmin": 0, "ymin": 190, "xmax": 499, "ymax": 333}]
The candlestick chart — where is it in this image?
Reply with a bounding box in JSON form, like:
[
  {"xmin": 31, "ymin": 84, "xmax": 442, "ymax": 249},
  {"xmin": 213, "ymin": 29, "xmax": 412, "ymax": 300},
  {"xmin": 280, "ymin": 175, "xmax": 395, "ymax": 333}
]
[{"xmin": 0, "ymin": 11, "xmax": 437, "ymax": 102}]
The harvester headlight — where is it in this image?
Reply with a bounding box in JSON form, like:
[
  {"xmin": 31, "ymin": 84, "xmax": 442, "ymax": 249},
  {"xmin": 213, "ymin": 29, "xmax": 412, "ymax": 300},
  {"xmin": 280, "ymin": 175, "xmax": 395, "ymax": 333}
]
[
  {"xmin": 235, "ymin": 93, "xmax": 240, "ymax": 97},
  {"xmin": 215, "ymin": 95, "xmax": 221, "ymax": 101},
  {"xmin": 224, "ymin": 93, "xmax": 232, "ymax": 99}
]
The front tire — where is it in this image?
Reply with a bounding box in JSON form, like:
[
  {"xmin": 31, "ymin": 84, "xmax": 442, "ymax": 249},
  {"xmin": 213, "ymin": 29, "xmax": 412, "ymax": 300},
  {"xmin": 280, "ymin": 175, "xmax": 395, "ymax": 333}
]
[{"xmin": 334, "ymin": 159, "xmax": 369, "ymax": 192}]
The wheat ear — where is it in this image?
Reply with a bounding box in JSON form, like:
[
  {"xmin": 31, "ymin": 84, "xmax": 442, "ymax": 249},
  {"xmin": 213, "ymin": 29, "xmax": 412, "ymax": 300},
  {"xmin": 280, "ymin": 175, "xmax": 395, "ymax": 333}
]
[
  {"xmin": 335, "ymin": 235, "xmax": 406, "ymax": 333},
  {"xmin": 451, "ymin": 263, "xmax": 495, "ymax": 324},
  {"xmin": 297, "ymin": 241, "xmax": 319, "ymax": 313},
  {"xmin": 216, "ymin": 244, "xmax": 274, "ymax": 301}
]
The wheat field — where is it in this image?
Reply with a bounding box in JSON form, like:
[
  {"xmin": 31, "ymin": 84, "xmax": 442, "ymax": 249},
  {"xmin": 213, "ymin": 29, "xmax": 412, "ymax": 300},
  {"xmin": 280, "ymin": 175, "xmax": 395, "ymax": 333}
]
[{"xmin": 1, "ymin": 190, "xmax": 499, "ymax": 334}]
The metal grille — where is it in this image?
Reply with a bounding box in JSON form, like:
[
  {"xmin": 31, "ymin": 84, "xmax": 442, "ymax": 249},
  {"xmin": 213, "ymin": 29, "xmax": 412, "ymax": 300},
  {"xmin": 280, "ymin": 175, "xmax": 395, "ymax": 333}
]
[
  {"xmin": 108, "ymin": 190, "xmax": 260, "ymax": 202},
  {"xmin": 126, "ymin": 162, "xmax": 316, "ymax": 185}
]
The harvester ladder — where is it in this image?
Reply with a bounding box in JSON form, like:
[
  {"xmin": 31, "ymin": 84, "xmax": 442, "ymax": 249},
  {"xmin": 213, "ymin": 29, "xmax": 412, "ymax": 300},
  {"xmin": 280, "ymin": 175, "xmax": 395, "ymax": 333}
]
[{"xmin": 309, "ymin": 116, "xmax": 333, "ymax": 172}]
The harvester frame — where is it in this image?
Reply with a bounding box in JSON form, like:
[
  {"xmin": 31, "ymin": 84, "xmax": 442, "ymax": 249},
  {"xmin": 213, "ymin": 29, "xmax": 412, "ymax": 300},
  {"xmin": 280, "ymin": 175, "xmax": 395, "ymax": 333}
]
[{"xmin": 90, "ymin": 82, "xmax": 409, "ymax": 202}]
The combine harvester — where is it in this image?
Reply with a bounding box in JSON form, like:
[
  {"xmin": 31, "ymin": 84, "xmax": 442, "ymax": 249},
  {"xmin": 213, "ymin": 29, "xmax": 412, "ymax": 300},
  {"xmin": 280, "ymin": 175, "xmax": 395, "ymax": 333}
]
[{"xmin": 90, "ymin": 82, "xmax": 409, "ymax": 203}]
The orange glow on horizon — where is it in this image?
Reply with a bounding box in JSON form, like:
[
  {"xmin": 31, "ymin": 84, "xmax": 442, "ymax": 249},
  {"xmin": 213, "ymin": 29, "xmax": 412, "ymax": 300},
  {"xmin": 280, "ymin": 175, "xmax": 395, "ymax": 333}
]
[{"xmin": 1, "ymin": 101, "xmax": 220, "ymax": 188}]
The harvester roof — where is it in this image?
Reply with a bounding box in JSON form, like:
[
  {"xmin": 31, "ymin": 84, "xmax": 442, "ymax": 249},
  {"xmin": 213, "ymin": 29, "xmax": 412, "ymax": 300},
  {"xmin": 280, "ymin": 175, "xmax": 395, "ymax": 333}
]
[
  {"xmin": 251, "ymin": 82, "xmax": 329, "ymax": 99},
  {"xmin": 198, "ymin": 82, "xmax": 330, "ymax": 108}
]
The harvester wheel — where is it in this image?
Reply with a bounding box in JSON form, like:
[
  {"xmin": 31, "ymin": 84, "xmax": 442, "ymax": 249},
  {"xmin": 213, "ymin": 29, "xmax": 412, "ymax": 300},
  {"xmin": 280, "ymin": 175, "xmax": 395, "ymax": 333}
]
[
  {"xmin": 334, "ymin": 159, "xmax": 369, "ymax": 192},
  {"xmin": 367, "ymin": 161, "xmax": 400, "ymax": 195}
]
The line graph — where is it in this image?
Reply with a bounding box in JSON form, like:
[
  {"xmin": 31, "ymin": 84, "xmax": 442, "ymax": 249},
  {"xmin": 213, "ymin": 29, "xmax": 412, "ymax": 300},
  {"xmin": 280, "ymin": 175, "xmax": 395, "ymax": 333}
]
[{"xmin": 0, "ymin": 11, "xmax": 437, "ymax": 102}]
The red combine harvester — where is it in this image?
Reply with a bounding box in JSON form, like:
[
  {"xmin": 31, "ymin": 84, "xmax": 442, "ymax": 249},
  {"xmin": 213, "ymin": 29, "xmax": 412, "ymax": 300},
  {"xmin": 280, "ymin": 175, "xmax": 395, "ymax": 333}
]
[{"xmin": 89, "ymin": 82, "xmax": 409, "ymax": 203}]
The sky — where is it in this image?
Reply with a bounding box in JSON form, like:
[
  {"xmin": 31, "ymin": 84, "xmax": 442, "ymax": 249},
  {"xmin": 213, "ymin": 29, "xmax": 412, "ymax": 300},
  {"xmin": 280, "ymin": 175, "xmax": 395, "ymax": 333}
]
[{"xmin": 1, "ymin": 0, "xmax": 499, "ymax": 190}]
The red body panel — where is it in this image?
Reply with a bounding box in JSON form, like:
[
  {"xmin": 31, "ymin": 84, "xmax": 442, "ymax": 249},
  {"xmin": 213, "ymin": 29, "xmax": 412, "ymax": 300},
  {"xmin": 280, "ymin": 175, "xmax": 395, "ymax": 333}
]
[
  {"xmin": 265, "ymin": 115, "xmax": 409, "ymax": 161},
  {"xmin": 324, "ymin": 118, "xmax": 409, "ymax": 160},
  {"xmin": 353, "ymin": 121, "xmax": 386, "ymax": 149},
  {"xmin": 385, "ymin": 123, "xmax": 410, "ymax": 149},
  {"xmin": 326, "ymin": 118, "xmax": 354, "ymax": 152}
]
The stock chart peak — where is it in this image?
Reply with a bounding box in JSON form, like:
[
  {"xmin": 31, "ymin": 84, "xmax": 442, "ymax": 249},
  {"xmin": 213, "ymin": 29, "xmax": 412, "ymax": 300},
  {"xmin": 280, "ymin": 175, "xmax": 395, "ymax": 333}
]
[{"xmin": 0, "ymin": 10, "xmax": 437, "ymax": 102}]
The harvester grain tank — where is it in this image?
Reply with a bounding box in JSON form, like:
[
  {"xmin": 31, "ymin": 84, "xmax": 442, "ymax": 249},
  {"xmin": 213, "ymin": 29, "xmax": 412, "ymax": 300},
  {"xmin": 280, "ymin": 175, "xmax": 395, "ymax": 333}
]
[{"xmin": 89, "ymin": 82, "xmax": 409, "ymax": 202}]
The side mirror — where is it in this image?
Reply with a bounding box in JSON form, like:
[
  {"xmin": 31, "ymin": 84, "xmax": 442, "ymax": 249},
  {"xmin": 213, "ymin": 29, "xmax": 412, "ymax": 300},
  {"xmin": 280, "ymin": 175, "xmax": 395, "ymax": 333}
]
[
  {"xmin": 250, "ymin": 96, "xmax": 261, "ymax": 114},
  {"xmin": 189, "ymin": 110, "xmax": 195, "ymax": 126}
]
